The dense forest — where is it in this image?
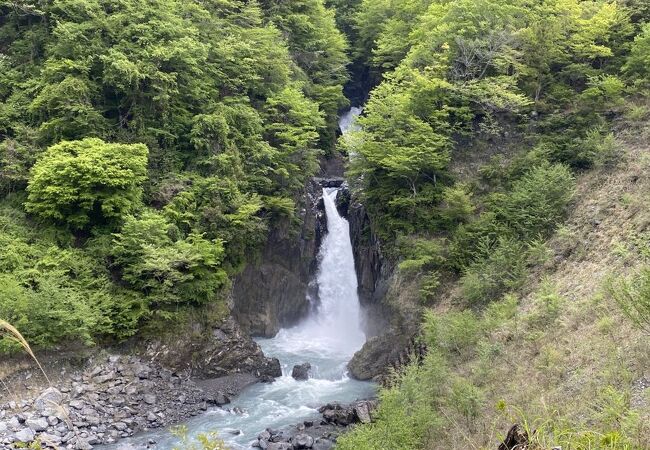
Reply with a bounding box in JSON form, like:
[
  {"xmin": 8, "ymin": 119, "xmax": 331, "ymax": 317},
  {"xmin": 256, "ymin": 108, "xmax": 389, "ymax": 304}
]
[
  {"xmin": 0, "ymin": 0, "xmax": 349, "ymax": 348},
  {"xmin": 2, "ymin": 0, "xmax": 650, "ymax": 449},
  {"xmin": 333, "ymin": 0, "xmax": 650, "ymax": 449}
]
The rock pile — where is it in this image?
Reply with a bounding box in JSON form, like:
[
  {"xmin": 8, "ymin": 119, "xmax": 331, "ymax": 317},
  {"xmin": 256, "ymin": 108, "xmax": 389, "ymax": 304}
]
[
  {"xmin": 252, "ymin": 400, "xmax": 377, "ymax": 450},
  {"xmin": 0, "ymin": 355, "xmax": 232, "ymax": 449}
]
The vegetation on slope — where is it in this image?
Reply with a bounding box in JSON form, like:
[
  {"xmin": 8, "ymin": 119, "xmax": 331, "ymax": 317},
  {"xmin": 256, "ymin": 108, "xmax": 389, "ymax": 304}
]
[
  {"xmin": 0, "ymin": 0, "xmax": 347, "ymax": 351},
  {"xmin": 335, "ymin": 0, "xmax": 650, "ymax": 449}
]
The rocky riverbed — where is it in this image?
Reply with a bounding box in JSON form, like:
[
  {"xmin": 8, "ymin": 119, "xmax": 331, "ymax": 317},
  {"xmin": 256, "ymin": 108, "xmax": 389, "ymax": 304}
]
[
  {"xmin": 0, "ymin": 354, "xmax": 279, "ymax": 449},
  {"xmin": 249, "ymin": 400, "xmax": 377, "ymax": 450}
]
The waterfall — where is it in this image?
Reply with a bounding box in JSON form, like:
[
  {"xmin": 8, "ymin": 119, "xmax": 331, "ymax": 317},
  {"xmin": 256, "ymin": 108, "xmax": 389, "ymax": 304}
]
[
  {"xmin": 271, "ymin": 187, "xmax": 365, "ymax": 357},
  {"xmin": 104, "ymin": 111, "xmax": 374, "ymax": 450},
  {"xmin": 338, "ymin": 106, "xmax": 362, "ymax": 134}
]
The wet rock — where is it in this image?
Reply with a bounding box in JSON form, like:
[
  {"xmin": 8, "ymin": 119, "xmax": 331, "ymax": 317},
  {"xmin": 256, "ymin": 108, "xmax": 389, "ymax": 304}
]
[
  {"xmin": 231, "ymin": 180, "xmax": 323, "ymax": 337},
  {"xmin": 206, "ymin": 392, "xmax": 230, "ymax": 406},
  {"xmin": 318, "ymin": 400, "xmax": 377, "ymax": 427},
  {"xmin": 267, "ymin": 443, "xmax": 292, "ymax": 450},
  {"xmin": 292, "ymin": 433, "xmax": 314, "ymax": 449},
  {"xmin": 312, "ymin": 438, "xmax": 334, "ymax": 450},
  {"xmin": 291, "ymin": 363, "xmax": 312, "ymax": 381}
]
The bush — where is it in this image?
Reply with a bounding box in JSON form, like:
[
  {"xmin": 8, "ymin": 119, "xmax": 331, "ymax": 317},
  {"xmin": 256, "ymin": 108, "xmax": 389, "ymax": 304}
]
[
  {"xmin": 460, "ymin": 237, "xmax": 527, "ymax": 305},
  {"xmin": 624, "ymin": 23, "xmax": 650, "ymax": 90},
  {"xmin": 423, "ymin": 310, "xmax": 483, "ymax": 360},
  {"xmin": 491, "ymin": 163, "xmax": 575, "ymax": 241},
  {"xmin": 438, "ymin": 184, "xmax": 474, "ymax": 227},
  {"xmin": 336, "ymin": 351, "xmax": 449, "ymax": 450},
  {"xmin": 111, "ymin": 211, "xmax": 229, "ymax": 307},
  {"xmin": 397, "ymin": 237, "xmax": 445, "ymax": 274},
  {"xmin": 0, "ymin": 273, "xmax": 104, "ymax": 351},
  {"xmin": 25, "ymin": 138, "xmax": 148, "ymax": 229},
  {"xmin": 606, "ymin": 268, "xmax": 650, "ymax": 333}
]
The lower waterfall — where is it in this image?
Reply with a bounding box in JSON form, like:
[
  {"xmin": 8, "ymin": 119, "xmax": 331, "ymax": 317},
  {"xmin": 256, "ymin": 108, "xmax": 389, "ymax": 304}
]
[{"xmin": 108, "ymin": 187, "xmax": 374, "ymax": 449}]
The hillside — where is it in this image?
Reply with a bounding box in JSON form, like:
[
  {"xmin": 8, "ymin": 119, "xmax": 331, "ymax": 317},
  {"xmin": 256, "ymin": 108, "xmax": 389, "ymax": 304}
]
[{"xmin": 1, "ymin": 0, "xmax": 650, "ymax": 449}]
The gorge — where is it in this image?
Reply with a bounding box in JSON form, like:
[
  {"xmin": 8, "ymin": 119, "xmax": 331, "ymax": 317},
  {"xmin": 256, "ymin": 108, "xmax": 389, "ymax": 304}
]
[
  {"xmin": 109, "ymin": 177, "xmax": 377, "ymax": 449},
  {"xmin": 2, "ymin": 1, "xmax": 650, "ymax": 449}
]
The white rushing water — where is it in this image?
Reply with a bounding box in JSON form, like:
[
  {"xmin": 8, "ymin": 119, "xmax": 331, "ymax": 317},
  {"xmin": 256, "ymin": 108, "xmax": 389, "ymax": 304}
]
[
  {"xmin": 338, "ymin": 106, "xmax": 362, "ymax": 135},
  {"xmin": 109, "ymin": 170, "xmax": 374, "ymax": 449}
]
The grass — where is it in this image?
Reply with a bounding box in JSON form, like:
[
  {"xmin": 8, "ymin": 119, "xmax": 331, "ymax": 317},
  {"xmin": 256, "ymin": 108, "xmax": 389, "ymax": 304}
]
[
  {"xmin": 342, "ymin": 125, "xmax": 650, "ymax": 450},
  {"xmin": 0, "ymin": 319, "xmax": 50, "ymax": 385}
]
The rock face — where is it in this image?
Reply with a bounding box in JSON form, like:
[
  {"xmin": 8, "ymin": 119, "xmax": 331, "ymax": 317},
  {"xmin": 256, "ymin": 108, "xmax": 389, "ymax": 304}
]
[
  {"xmin": 346, "ymin": 196, "xmax": 424, "ymax": 381},
  {"xmin": 291, "ymin": 363, "xmax": 312, "ymax": 380},
  {"xmin": 232, "ymin": 180, "xmax": 326, "ymax": 337},
  {"xmin": 347, "ymin": 327, "xmax": 423, "ymax": 382},
  {"xmin": 143, "ymin": 316, "xmax": 281, "ymax": 380}
]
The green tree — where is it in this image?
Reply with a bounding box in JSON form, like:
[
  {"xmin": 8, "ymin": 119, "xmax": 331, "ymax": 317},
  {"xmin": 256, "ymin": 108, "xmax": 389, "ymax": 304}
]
[
  {"xmin": 25, "ymin": 138, "xmax": 148, "ymax": 228},
  {"xmin": 111, "ymin": 211, "xmax": 228, "ymax": 306}
]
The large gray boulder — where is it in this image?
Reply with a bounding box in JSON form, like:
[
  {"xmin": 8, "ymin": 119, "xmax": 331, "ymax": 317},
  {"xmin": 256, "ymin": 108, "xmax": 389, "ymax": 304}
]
[
  {"xmin": 34, "ymin": 387, "xmax": 64, "ymax": 417},
  {"xmin": 292, "ymin": 433, "xmax": 314, "ymax": 449}
]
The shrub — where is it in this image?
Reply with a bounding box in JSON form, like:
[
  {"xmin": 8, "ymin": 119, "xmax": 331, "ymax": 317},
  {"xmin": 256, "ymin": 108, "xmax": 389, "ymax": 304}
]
[
  {"xmin": 423, "ymin": 310, "xmax": 482, "ymax": 360},
  {"xmin": 491, "ymin": 163, "xmax": 575, "ymax": 241},
  {"xmin": 438, "ymin": 184, "xmax": 474, "ymax": 227},
  {"xmin": 25, "ymin": 138, "xmax": 148, "ymax": 229},
  {"xmin": 111, "ymin": 211, "xmax": 229, "ymax": 306},
  {"xmin": 460, "ymin": 237, "xmax": 528, "ymax": 305},
  {"xmin": 448, "ymin": 377, "xmax": 485, "ymax": 428},
  {"xmin": 397, "ymin": 237, "xmax": 445, "ymax": 274},
  {"xmin": 0, "ymin": 273, "xmax": 103, "ymax": 351},
  {"xmin": 336, "ymin": 351, "xmax": 449, "ymax": 450},
  {"xmin": 419, "ymin": 271, "xmax": 441, "ymax": 304},
  {"xmin": 606, "ymin": 268, "xmax": 650, "ymax": 333},
  {"xmin": 624, "ymin": 23, "xmax": 650, "ymax": 90}
]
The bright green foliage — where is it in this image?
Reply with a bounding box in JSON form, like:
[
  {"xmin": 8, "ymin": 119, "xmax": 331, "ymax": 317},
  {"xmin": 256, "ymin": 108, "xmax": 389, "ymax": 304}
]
[
  {"xmin": 624, "ymin": 23, "xmax": 650, "ymax": 90},
  {"xmin": 25, "ymin": 138, "xmax": 148, "ymax": 228},
  {"xmin": 111, "ymin": 211, "xmax": 228, "ymax": 306},
  {"xmin": 336, "ymin": 351, "xmax": 449, "ymax": 450},
  {"xmin": 490, "ymin": 163, "xmax": 575, "ymax": 241},
  {"xmin": 260, "ymin": 0, "xmax": 349, "ymax": 148},
  {"xmin": 0, "ymin": 0, "xmax": 347, "ymax": 350},
  {"xmin": 346, "ymin": 71, "xmax": 455, "ymax": 236},
  {"xmin": 0, "ymin": 202, "xmax": 145, "ymax": 350}
]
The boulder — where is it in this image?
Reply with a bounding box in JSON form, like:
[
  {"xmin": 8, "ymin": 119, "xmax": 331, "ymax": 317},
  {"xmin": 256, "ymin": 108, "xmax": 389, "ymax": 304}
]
[
  {"xmin": 34, "ymin": 387, "xmax": 64, "ymax": 417},
  {"xmin": 15, "ymin": 427, "xmax": 36, "ymax": 443},
  {"xmin": 353, "ymin": 401, "xmax": 372, "ymax": 424},
  {"xmin": 25, "ymin": 416, "xmax": 48, "ymax": 432},
  {"xmin": 206, "ymin": 392, "xmax": 230, "ymax": 406},
  {"xmin": 312, "ymin": 439, "xmax": 335, "ymax": 450},
  {"xmin": 291, "ymin": 363, "xmax": 311, "ymax": 381},
  {"xmin": 267, "ymin": 443, "xmax": 292, "ymax": 450},
  {"xmin": 292, "ymin": 433, "xmax": 314, "ymax": 449}
]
